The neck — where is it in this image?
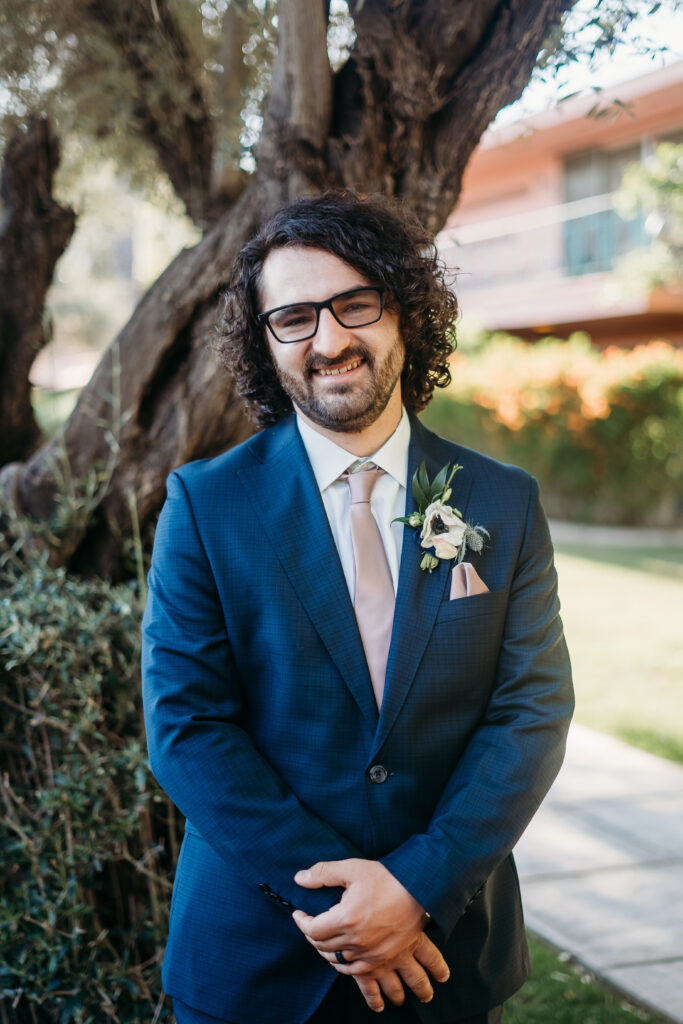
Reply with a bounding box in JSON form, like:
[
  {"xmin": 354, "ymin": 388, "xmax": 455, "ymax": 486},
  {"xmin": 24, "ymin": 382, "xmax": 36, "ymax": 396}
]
[{"xmin": 295, "ymin": 393, "xmax": 403, "ymax": 457}]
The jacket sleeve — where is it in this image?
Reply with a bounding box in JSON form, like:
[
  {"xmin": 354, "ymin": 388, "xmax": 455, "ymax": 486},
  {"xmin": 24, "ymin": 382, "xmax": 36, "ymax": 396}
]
[
  {"xmin": 142, "ymin": 470, "xmax": 361, "ymax": 916},
  {"xmin": 380, "ymin": 476, "xmax": 574, "ymax": 938}
]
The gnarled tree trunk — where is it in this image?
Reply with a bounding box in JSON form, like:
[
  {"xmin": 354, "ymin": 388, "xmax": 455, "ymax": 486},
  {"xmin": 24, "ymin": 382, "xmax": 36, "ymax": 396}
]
[
  {"xmin": 0, "ymin": 0, "xmax": 572, "ymax": 578},
  {"xmin": 0, "ymin": 117, "xmax": 75, "ymax": 467}
]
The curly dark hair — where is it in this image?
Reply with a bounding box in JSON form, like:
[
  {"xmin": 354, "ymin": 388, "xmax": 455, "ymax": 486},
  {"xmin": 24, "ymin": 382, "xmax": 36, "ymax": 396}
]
[{"xmin": 216, "ymin": 191, "xmax": 458, "ymax": 428}]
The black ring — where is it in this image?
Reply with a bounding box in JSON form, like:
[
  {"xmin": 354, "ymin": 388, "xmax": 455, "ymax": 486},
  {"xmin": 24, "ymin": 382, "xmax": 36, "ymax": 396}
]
[{"xmin": 335, "ymin": 950, "xmax": 348, "ymax": 965}]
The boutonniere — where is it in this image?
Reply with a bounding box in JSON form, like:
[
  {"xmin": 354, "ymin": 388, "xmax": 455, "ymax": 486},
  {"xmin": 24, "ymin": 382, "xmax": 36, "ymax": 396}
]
[{"xmin": 394, "ymin": 462, "xmax": 489, "ymax": 573}]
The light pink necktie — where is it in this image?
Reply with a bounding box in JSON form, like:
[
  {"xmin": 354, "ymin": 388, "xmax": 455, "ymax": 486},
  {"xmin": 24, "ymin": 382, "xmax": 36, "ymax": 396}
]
[{"xmin": 343, "ymin": 468, "xmax": 395, "ymax": 709}]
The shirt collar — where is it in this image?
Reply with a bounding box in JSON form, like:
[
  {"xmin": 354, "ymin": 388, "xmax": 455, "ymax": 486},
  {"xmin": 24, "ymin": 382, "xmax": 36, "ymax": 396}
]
[{"xmin": 296, "ymin": 407, "xmax": 411, "ymax": 493}]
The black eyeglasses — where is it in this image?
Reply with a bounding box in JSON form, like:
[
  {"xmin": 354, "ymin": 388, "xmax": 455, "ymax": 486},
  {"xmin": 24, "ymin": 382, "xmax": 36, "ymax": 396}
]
[{"xmin": 257, "ymin": 286, "xmax": 386, "ymax": 344}]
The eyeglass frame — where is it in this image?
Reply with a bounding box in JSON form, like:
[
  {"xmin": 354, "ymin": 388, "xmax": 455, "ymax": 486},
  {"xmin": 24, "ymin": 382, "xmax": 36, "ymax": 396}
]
[{"xmin": 256, "ymin": 285, "xmax": 386, "ymax": 344}]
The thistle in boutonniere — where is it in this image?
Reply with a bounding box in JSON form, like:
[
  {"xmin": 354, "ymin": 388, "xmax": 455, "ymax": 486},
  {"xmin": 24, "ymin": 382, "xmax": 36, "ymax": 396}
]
[{"xmin": 394, "ymin": 461, "xmax": 489, "ymax": 573}]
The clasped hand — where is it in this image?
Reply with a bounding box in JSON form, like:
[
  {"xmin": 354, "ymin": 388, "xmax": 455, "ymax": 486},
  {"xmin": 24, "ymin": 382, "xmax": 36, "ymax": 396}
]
[{"xmin": 293, "ymin": 858, "xmax": 449, "ymax": 1013}]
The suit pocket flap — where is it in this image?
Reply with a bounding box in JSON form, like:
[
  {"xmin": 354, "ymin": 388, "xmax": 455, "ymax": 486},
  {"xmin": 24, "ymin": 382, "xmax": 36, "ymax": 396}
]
[{"xmin": 436, "ymin": 587, "xmax": 507, "ymax": 623}]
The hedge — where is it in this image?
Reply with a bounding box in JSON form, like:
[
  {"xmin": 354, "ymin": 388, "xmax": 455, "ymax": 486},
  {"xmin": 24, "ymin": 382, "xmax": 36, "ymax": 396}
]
[
  {"xmin": 422, "ymin": 335, "xmax": 683, "ymax": 527},
  {"xmin": 0, "ymin": 553, "xmax": 177, "ymax": 1023}
]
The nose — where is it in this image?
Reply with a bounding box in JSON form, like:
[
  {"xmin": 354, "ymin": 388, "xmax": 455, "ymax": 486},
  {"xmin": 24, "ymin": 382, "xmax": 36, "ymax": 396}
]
[{"xmin": 311, "ymin": 307, "xmax": 350, "ymax": 359}]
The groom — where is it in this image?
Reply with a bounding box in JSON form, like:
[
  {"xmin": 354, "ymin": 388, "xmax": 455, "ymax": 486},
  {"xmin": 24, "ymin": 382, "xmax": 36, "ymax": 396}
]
[{"xmin": 142, "ymin": 192, "xmax": 573, "ymax": 1024}]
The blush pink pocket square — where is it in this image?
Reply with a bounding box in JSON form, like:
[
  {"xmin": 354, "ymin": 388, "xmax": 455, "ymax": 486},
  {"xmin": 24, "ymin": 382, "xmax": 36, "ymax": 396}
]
[{"xmin": 449, "ymin": 561, "xmax": 490, "ymax": 600}]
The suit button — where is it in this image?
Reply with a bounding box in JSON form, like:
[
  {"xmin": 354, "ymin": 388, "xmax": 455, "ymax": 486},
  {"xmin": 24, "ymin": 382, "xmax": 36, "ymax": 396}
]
[{"xmin": 369, "ymin": 764, "xmax": 388, "ymax": 784}]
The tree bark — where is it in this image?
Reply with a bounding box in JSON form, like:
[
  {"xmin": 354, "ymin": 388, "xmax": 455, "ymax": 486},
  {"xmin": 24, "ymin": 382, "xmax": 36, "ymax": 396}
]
[
  {"xmin": 0, "ymin": 117, "xmax": 76, "ymax": 468},
  {"xmin": 212, "ymin": 0, "xmax": 253, "ymax": 207},
  {"xmin": 0, "ymin": 0, "xmax": 575, "ymax": 578}
]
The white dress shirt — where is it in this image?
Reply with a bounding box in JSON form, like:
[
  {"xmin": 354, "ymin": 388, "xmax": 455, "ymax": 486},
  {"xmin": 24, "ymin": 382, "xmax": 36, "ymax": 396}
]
[{"xmin": 296, "ymin": 409, "xmax": 410, "ymax": 601}]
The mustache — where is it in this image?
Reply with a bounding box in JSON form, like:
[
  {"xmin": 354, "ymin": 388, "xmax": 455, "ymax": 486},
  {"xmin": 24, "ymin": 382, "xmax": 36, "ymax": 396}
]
[{"xmin": 304, "ymin": 344, "xmax": 371, "ymax": 374}]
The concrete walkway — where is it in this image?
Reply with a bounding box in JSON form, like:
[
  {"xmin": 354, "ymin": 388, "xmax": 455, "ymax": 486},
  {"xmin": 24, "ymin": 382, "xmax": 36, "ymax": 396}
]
[{"xmin": 515, "ymin": 723, "xmax": 683, "ymax": 1022}]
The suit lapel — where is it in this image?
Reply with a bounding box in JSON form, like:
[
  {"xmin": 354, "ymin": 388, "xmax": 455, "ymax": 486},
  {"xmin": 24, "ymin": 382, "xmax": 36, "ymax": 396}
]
[
  {"xmin": 238, "ymin": 418, "xmax": 379, "ymax": 732},
  {"xmin": 371, "ymin": 416, "xmax": 474, "ymax": 756}
]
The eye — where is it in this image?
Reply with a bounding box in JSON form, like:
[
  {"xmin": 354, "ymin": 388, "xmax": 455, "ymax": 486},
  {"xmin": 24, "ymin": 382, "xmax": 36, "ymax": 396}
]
[
  {"xmin": 335, "ymin": 290, "xmax": 381, "ymax": 322},
  {"xmin": 282, "ymin": 313, "xmax": 310, "ymax": 327},
  {"xmin": 342, "ymin": 298, "xmax": 372, "ymax": 313},
  {"xmin": 272, "ymin": 305, "xmax": 315, "ymax": 330}
]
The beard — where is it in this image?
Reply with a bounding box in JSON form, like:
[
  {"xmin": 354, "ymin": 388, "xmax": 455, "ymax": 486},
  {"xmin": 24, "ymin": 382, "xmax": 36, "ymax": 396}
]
[{"xmin": 273, "ymin": 337, "xmax": 405, "ymax": 434}]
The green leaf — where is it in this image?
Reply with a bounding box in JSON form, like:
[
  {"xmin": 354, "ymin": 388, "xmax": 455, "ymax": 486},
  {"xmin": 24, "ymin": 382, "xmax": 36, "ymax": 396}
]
[
  {"xmin": 430, "ymin": 464, "xmax": 449, "ymax": 500},
  {"xmin": 417, "ymin": 461, "xmax": 430, "ymax": 499},
  {"xmin": 412, "ymin": 466, "xmax": 429, "ymax": 510},
  {"xmin": 411, "ymin": 477, "xmax": 428, "ymax": 510}
]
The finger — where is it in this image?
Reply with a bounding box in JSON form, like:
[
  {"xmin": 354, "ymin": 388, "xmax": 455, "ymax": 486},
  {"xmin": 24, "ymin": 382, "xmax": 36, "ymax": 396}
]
[
  {"xmin": 306, "ymin": 934, "xmax": 355, "ymax": 953},
  {"xmin": 297, "ymin": 907, "xmax": 348, "ymax": 943},
  {"xmin": 291, "ymin": 910, "xmax": 315, "ymax": 931},
  {"xmin": 396, "ymin": 958, "xmax": 433, "ymax": 1004},
  {"xmin": 299, "ymin": 933, "xmax": 351, "ymax": 963},
  {"xmin": 413, "ymin": 935, "xmax": 450, "ymax": 983},
  {"xmin": 313, "ymin": 942, "xmax": 363, "ymax": 961},
  {"xmin": 314, "ymin": 949, "xmax": 376, "ymax": 975},
  {"xmin": 292, "ymin": 910, "xmax": 349, "ymax": 950},
  {"xmin": 294, "ymin": 860, "xmax": 353, "ymax": 890},
  {"xmin": 375, "ymin": 969, "xmax": 406, "ymax": 1007},
  {"xmin": 298, "ymin": 932, "xmax": 371, "ymax": 973},
  {"xmin": 353, "ymin": 976, "xmax": 385, "ymax": 1014}
]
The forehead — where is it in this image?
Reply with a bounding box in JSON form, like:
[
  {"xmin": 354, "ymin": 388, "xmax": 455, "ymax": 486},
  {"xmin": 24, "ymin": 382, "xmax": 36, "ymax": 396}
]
[{"xmin": 258, "ymin": 246, "xmax": 370, "ymax": 311}]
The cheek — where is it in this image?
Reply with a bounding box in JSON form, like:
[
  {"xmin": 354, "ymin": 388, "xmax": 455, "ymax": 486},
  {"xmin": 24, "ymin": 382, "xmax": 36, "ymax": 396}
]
[
  {"xmin": 386, "ymin": 328, "xmax": 406, "ymax": 368},
  {"xmin": 268, "ymin": 340, "xmax": 293, "ymax": 376},
  {"xmin": 271, "ymin": 345, "xmax": 309, "ymax": 387}
]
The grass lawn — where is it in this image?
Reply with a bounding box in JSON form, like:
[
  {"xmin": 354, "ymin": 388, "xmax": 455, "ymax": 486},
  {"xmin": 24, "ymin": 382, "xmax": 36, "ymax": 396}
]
[
  {"xmin": 506, "ymin": 935, "xmax": 664, "ymax": 1023},
  {"xmin": 553, "ymin": 540, "xmax": 683, "ymax": 765}
]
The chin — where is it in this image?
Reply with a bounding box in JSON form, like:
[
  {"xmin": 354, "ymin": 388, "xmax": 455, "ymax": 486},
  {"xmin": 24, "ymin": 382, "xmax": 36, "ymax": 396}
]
[{"xmin": 310, "ymin": 397, "xmax": 391, "ymax": 433}]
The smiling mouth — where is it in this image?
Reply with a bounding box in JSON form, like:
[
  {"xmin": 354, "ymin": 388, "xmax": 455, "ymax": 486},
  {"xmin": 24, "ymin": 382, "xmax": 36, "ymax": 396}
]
[{"xmin": 314, "ymin": 358, "xmax": 364, "ymax": 377}]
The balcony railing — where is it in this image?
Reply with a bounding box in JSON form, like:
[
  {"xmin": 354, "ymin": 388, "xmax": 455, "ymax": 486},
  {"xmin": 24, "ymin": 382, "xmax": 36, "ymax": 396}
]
[{"xmin": 439, "ymin": 194, "xmax": 647, "ymax": 287}]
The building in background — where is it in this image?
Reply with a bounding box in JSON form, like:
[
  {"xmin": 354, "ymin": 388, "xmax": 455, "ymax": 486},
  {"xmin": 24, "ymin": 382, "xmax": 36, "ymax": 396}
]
[{"xmin": 439, "ymin": 61, "xmax": 683, "ymax": 346}]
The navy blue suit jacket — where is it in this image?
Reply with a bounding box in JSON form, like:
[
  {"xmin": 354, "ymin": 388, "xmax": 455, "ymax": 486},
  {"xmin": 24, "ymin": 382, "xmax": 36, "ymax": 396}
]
[{"xmin": 141, "ymin": 414, "xmax": 573, "ymax": 1023}]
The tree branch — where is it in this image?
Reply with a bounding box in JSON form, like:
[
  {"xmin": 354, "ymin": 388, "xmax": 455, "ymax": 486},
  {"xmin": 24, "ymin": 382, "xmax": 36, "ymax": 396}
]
[
  {"xmin": 0, "ymin": 117, "xmax": 75, "ymax": 469},
  {"xmin": 333, "ymin": 0, "xmax": 574, "ymax": 231},
  {"xmin": 0, "ymin": 184, "xmax": 268, "ymax": 575},
  {"xmin": 432, "ymin": 0, "xmax": 572, "ymax": 177},
  {"xmin": 211, "ymin": 0, "xmax": 252, "ymax": 206},
  {"xmin": 258, "ymin": 0, "xmax": 332, "ymax": 175},
  {"xmin": 84, "ymin": 0, "xmax": 216, "ymax": 227}
]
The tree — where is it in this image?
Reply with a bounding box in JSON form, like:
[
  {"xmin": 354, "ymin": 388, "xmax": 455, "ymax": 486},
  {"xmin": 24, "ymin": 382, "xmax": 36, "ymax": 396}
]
[
  {"xmin": 613, "ymin": 141, "xmax": 683, "ymax": 291},
  {"xmin": 0, "ymin": 0, "xmax": 664, "ymax": 575}
]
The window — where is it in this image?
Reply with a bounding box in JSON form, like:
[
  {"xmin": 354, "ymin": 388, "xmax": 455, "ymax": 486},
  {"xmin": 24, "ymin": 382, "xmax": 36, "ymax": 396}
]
[{"xmin": 563, "ymin": 145, "xmax": 647, "ymax": 276}]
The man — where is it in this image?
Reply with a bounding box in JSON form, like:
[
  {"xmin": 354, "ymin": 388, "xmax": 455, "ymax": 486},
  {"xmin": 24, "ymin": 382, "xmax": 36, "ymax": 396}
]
[{"xmin": 142, "ymin": 192, "xmax": 573, "ymax": 1024}]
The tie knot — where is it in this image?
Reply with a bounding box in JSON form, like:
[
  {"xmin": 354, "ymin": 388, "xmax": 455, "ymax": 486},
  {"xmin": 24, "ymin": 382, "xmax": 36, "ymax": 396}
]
[{"xmin": 343, "ymin": 467, "xmax": 384, "ymax": 504}]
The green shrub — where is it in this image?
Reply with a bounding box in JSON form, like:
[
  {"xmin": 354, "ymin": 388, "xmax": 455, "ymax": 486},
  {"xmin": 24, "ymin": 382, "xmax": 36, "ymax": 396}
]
[
  {"xmin": 0, "ymin": 556, "xmax": 177, "ymax": 1023},
  {"xmin": 422, "ymin": 335, "xmax": 683, "ymax": 526}
]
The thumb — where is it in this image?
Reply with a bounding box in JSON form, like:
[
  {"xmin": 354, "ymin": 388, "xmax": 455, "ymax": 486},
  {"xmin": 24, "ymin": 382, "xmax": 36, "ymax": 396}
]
[{"xmin": 294, "ymin": 859, "xmax": 353, "ymax": 889}]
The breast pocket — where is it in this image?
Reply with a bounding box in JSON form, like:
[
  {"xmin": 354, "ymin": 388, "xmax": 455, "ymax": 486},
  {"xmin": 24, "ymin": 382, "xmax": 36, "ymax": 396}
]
[
  {"xmin": 435, "ymin": 587, "xmax": 508, "ymax": 624},
  {"xmin": 420, "ymin": 587, "xmax": 509, "ymax": 715}
]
